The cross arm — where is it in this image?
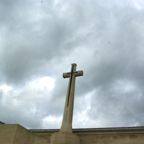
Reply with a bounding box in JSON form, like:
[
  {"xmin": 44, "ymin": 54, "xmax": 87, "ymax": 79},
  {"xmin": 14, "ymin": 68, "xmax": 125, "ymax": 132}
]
[
  {"xmin": 75, "ymin": 70, "xmax": 83, "ymax": 77},
  {"xmin": 63, "ymin": 73, "xmax": 71, "ymax": 78},
  {"xmin": 63, "ymin": 70, "xmax": 83, "ymax": 78}
]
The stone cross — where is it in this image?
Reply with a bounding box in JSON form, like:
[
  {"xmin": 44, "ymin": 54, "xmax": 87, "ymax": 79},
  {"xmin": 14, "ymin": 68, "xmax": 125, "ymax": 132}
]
[{"xmin": 60, "ymin": 63, "xmax": 83, "ymax": 133}]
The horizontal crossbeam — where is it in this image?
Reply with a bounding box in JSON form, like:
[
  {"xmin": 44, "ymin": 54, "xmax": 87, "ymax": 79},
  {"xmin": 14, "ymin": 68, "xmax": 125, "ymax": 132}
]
[{"xmin": 63, "ymin": 70, "xmax": 83, "ymax": 78}]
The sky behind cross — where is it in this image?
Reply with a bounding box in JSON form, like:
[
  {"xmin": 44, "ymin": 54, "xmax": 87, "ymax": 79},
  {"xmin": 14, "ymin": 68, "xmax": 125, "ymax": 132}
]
[{"xmin": 0, "ymin": 0, "xmax": 144, "ymax": 129}]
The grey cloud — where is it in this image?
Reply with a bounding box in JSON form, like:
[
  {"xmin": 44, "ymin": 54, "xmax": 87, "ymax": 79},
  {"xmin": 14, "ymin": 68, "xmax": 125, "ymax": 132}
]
[{"xmin": 0, "ymin": 0, "xmax": 144, "ymax": 129}]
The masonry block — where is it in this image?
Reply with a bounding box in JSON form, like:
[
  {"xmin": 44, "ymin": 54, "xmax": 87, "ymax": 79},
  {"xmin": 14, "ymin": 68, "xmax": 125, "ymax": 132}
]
[
  {"xmin": 50, "ymin": 132, "xmax": 81, "ymax": 144},
  {"xmin": 0, "ymin": 124, "xmax": 35, "ymax": 144}
]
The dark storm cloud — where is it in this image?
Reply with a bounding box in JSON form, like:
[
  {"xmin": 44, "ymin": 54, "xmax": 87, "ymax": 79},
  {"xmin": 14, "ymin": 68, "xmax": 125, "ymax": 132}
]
[
  {"xmin": 88, "ymin": 82, "xmax": 144, "ymax": 127},
  {"xmin": 0, "ymin": 0, "xmax": 144, "ymax": 129},
  {"xmin": 0, "ymin": 0, "xmax": 76, "ymax": 85}
]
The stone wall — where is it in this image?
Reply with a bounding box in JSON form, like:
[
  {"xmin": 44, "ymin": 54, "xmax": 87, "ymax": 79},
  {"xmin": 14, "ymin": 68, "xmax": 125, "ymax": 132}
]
[
  {"xmin": 0, "ymin": 124, "xmax": 17, "ymax": 144},
  {"xmin": 1, "ymin": 124, "xmax": 144, "ymax": 144},
  {"xmin": 14, "ymin": 124, "xmax": 35, "ymax": 144},
  {"xmin": 0, "ymin": 124, "xmax": 35, "ymax": 144},
  {"xmin": 31, "ymin": 126, "xmax": 144, "ymax": 144},
  {"xmin": 34, "ymin": 134, "xmax": 50, "ymax": 144},
  {"xmin": 78, "ymin": 133, "xmax": 144, "ymax": 144}
]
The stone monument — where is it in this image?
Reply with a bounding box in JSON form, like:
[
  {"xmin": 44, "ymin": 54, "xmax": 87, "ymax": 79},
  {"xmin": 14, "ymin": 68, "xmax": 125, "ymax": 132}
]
[
  {"xmin": 1, "ymin": 63, "xmax": 144, "ymax": 144},
  {"xmin": 50, "ymin": 63, "xmax": 83, "ymax": 144}
]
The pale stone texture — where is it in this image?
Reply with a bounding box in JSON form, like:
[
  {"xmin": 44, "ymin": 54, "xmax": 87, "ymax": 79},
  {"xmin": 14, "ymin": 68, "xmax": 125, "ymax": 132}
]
[
  {"xmin": 60, "ymin": 63, "xmax": 83, "ymax": 133},
  {"xmin": 50, "ymin": 64, "xmax": 83, "ymax": 144},
  {"xmin": 31, "ymin": 127, "xmax": 144, "ymax": 144},
  {"xmin": 0, "ymin": 124, "xmax": 35, "ymax": 144},
  {"xmin": 0, "ymin": 124, "xmax": 17, "ymax": 144},
  {"xmin": 1, "ymin": 117, "xmax": 144, "ymax": 144},
  {"xmin": 50, "ymin": 132, "xmax": 81, "ymax": 144}
]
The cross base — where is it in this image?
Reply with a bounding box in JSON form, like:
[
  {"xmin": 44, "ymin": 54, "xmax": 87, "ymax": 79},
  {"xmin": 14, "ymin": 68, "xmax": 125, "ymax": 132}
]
[{"xmin": 50, "ymin": 132, "xmax": 81, "ymax": 144}]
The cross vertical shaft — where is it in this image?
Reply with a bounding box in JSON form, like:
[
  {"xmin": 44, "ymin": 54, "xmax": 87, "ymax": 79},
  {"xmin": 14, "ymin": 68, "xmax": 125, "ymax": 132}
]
[{"xmin": 60, "ymin": 63, "xmax": 83, "ymax": 133}]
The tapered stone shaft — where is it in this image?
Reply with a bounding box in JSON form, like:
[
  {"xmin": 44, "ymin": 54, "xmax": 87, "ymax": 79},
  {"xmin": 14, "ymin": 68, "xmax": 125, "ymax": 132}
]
[
  {"xmin": 50, "ymin": 63, "xmax": 83, "ymax": 144},
  {"xmin": 60, "ymin": 63, "xmax": 83, "ymax": 133}
]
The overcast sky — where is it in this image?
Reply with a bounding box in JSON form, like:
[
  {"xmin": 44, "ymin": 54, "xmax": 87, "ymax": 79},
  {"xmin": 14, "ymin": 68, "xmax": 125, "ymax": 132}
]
[{"xmin": 0, "ymin": 0, "xmax": 144, "ymax": 129}]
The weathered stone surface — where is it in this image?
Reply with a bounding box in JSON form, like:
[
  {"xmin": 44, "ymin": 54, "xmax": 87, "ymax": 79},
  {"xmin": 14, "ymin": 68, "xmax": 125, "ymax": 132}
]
[
  {"xmin": 0, "ymin": 124, "xmax": 35, "ymax": 144},
  {"xmin": 50, "ymin": 132, "xmax": 81, "ymax": 144},
  {"xmin": 49, "ymin": 64, "xmax": 83, "ymax": 144},
  {"xmin": 31, "ymin": 126, "xmax": 144, "ymax": 144},
  {"xmin": 60, "ymin": 63, "xmax": 83, "ymax": 133}
]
